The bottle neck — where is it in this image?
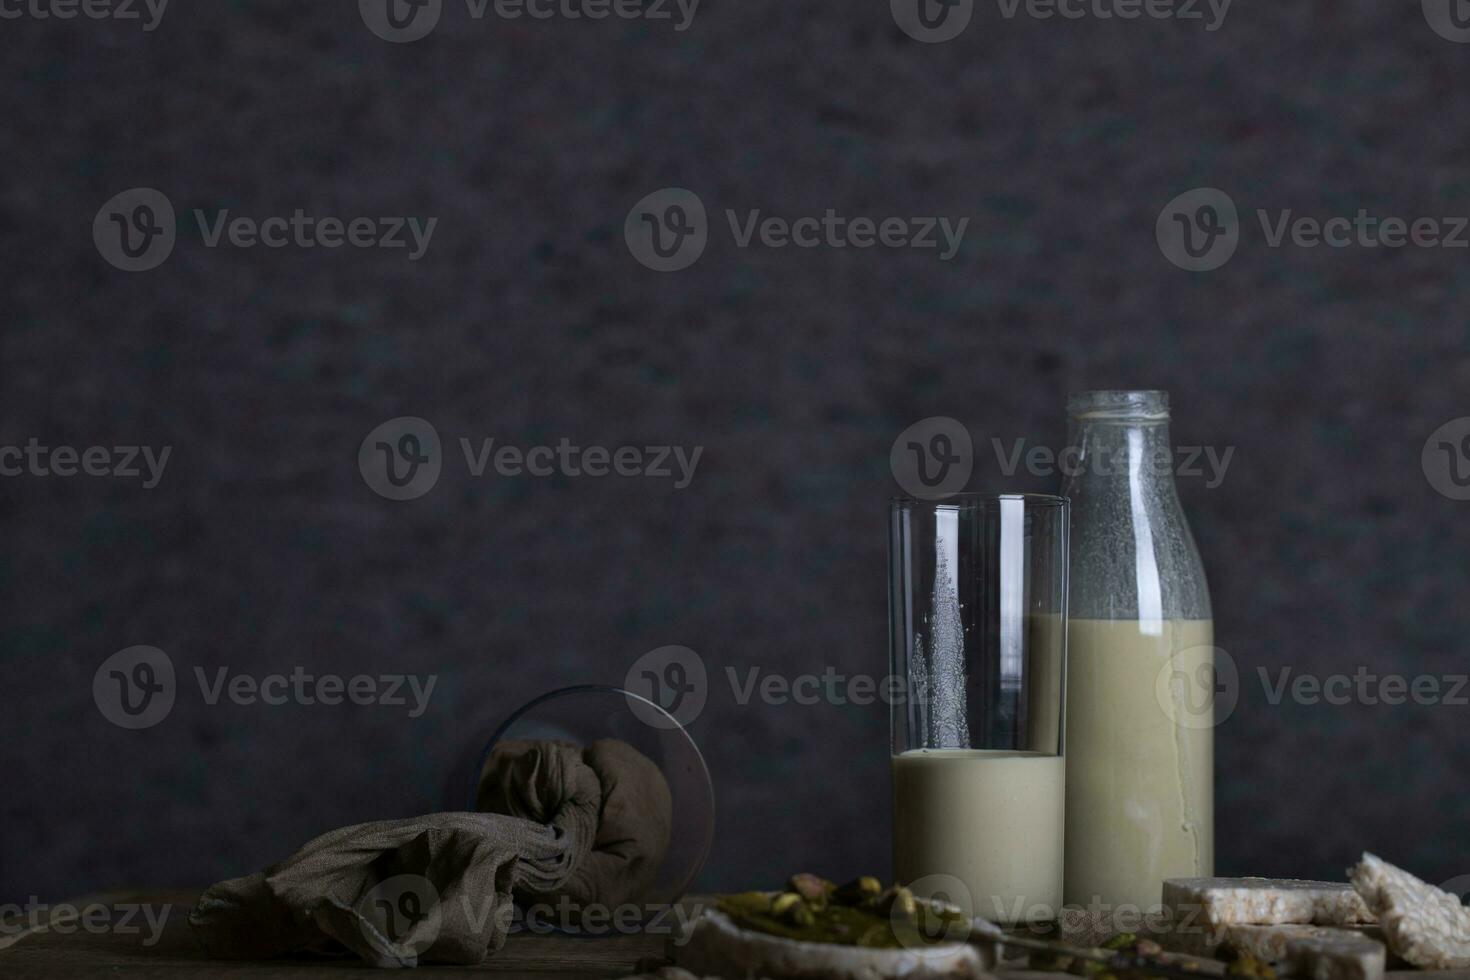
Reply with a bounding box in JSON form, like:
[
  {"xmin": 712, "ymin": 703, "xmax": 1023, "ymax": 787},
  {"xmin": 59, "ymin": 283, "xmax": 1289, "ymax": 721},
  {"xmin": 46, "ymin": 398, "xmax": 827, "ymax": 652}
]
[
  {"xmin": 1064, "ymin": 413, "xmax": 1212, "ymax": 621},
  {"xmin": 1065, "ymin": 417, "xmax": 1179, "ymax": 491}
]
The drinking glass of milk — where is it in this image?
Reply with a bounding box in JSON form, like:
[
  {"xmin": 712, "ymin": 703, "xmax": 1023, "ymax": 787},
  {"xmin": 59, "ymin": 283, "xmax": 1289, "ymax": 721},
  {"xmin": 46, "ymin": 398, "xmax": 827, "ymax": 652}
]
[
  {"xmin": 889, "ymin": 493, "xmax": 1069, "ymax": 924},
  {"xmin": 1061, "ymin": 390, "xmax": 1214, "ymax": 915}
]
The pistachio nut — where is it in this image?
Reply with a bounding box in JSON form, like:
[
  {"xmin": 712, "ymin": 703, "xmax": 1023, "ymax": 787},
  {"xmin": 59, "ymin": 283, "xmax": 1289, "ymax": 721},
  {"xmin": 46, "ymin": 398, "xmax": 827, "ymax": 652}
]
[{"xmin": 771, "ymin": 892, "xmax": 802, "ymax": 917}]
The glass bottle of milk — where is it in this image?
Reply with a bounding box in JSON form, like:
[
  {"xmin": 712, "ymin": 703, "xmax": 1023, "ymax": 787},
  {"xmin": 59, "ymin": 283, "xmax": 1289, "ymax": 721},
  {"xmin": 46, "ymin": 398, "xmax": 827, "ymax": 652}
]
[{"xmin": 1061, "ymin": 390, "xmax": 1214, "ymax": 915}]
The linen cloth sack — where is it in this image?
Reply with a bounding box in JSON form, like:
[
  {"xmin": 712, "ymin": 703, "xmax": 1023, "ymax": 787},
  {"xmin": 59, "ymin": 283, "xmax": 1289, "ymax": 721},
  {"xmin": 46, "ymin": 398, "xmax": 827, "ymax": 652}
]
[{"xmin": 189, "ymin": 738, "xmax": 673, "ymax": 968}]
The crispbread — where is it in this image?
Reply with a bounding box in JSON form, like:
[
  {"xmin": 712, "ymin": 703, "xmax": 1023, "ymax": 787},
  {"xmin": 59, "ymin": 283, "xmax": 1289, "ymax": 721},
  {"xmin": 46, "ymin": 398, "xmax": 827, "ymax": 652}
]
[
  {"xmin": 1350, "ymin": 852, "xmax": 1470, "ymax": 969},
  {"xmin": 1163, "ymin": 877, "xmax": 1375, "ymax": 930},
  {"xmin": 1225, "ymin": 925, "xmax": 1385, "ymax": 980},
  {"xmin": 1160, "ymin": 917, "xmax": 1385, "ymax": 980}
]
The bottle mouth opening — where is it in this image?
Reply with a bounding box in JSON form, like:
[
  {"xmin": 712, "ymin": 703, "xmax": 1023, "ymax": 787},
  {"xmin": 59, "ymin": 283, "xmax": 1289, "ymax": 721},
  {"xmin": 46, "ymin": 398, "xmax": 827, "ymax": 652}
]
[{"xmin": 1067, "ymin": 389, "xmax": 1170, "ymax": 421}]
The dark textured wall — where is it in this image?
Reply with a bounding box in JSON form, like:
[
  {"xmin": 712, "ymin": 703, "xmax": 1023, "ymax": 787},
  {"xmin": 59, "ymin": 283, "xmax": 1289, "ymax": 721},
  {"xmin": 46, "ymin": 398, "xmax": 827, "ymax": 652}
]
[{"xmin": 4, "ymin": 0, "xmax": 1470, "ymax": 908}]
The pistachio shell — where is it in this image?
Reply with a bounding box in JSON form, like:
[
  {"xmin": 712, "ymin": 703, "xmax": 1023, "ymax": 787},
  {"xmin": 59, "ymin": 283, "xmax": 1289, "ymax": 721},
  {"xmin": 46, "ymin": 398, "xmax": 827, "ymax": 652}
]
[{"xmin": 771, "ymin": 892, "xmax": 802, "ymax": 916}]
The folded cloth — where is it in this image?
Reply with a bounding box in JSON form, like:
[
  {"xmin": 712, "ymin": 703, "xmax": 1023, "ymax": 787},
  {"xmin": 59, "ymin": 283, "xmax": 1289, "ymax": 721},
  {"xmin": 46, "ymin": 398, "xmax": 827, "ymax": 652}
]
[
  {"xmin": 478, "ymin": 738, "xmax": 673, "ymax": 913},
  {"xmin": 189, "ymin": 738, "xmax": 672, "ymax": 968}
]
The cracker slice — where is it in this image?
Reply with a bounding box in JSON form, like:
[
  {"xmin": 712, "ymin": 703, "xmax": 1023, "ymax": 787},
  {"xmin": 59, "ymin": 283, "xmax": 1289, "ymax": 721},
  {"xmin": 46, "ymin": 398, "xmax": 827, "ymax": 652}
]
[{"xmin": 1349, "ymin": 852, "xmax": 1470, "ymax": 969}]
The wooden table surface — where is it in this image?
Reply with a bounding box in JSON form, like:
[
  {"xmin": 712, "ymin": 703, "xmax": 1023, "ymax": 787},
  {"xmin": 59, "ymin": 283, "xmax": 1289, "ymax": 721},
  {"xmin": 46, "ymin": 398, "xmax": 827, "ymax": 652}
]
[
  {"xmin": 6, "ymin": 892, "xmax": 1469, "ymax": 979},
  {"xmin": 0, "ymin": 891, "xmax": 668, "ymax": 978}
]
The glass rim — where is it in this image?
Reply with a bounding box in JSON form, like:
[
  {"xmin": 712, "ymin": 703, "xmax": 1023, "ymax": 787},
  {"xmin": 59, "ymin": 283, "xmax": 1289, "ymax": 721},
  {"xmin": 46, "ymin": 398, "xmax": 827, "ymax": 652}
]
[
  {"xmin": 1067, "ymin": 389, "xmax": 1170, "ymax": 420},
  {"xmin": 890, "ymin": 492, "xmax": 1068, "ymax": 508}
]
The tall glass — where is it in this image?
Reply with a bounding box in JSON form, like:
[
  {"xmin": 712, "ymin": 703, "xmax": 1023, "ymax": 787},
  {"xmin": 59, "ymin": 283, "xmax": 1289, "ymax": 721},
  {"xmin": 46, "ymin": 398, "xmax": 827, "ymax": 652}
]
[{"xmin": 890, "ymin": 494, "xmax": 1069, "ymax": 923}]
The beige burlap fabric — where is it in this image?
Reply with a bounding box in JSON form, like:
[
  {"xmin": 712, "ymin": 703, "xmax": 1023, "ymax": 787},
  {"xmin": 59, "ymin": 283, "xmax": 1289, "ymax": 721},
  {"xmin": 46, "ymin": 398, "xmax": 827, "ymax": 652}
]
[{"xmin": 189, "ymin": 738, "xmax": 672, "ymax": 968}]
